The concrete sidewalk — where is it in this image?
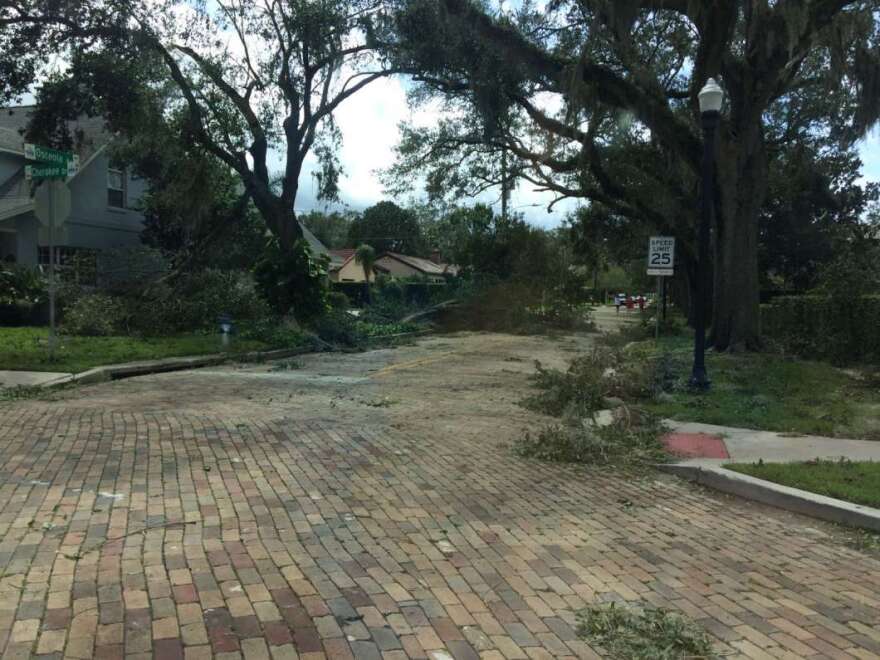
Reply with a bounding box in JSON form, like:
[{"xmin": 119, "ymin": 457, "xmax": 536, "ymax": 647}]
[
  {"xmin": 661, "ymin": 420, "xmax": 880, "ymax": 531},
  {"xmin": 0, "ymin": 370, "xmax": 73, "ymax": 388},
  {"xmin": 667, "ymin": 420, "xmax": 880, "ymax": 464}
]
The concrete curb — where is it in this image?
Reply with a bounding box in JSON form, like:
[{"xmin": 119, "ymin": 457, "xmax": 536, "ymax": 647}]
[
  {"xmin": 37, "ymin": 346, "xmax": 318, "ymax": 389},
  {"xmin": 660, "ymin": 462, "xmax": 880, "ymax": 532},
  {"xmin": 24, "ymin": 330, "xmax": 434, "ymax": 390}
]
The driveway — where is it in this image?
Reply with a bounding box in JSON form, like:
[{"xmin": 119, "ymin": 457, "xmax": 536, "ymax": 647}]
[{"xmin": 0, "ymin": 331, "xmax": 878, "ymax": 659}]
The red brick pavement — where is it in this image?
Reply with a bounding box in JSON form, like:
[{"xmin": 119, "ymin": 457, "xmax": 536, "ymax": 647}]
[{"xmin": 0, "ymin": 405, "xmax": 878, "ymax": 658}]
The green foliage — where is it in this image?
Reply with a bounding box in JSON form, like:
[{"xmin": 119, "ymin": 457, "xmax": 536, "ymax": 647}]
[
  {"xmin": 522, "ymin": 356, "xmax": 606, "ymax": 419},
  {"xmin": 761, "ymin": 296, "xmax": 880, "ymax": 364},
  {"xmin": 62, "ymin": 294, "xmax": 130, "ymax": 337},
  {"xmin": 727, "ymin": 459, "xmax": 880, "ymax": 509},
  {"xmin": 355, "ymin": 321, "xmax": 420, "ymax": 338},
  {"xmin": 254, "ymin": 238, "xmax": 329, "ymax": 321},
  {"xmin": 327, "ymin": 291, "xmax": 350, "ymax": 310},
  {"xmin": 639, "ymin": 335, "xmax": 880, "ymax": 439},
  {"xmin": 132, "ymin": 270, "xmax": 272, "ymax": 335},
  {"xmin": 515, "ymin": 417, "xmax": 669, "ymax": 468},
  {"xmin": 309, "ymin": 309, "xmax": 366, "ymax": 348},
  {"xmin": 347, "ymin": 201, "xmax": 426, "ymax": 255},
  {"xmin": 0, "ymin": 326, "xmax": 271, "ymax": 373},
  {"xmin": 577, "ymin": 603, "xmax": 715, "ymax": 660},
  {"xmin": 441, "ymin": 281, "xmax": 593, "ymax": 335},
  {"xmin": 759, "ymin": 144, "xmax": 878, "ymax": 292},
  {"xmin": 521, "ymin": 349, "xmax": 652, "ymax": 420},
  {"xmin": 517, "ymin": 347, "xmax": 667, "ymax": 468},
  {"xmin": 0, "ymin": 265, "xmax": 47, "ymax": 306},
  {"xmin": 236, "ymin": 319, "xmax": 312, "ymax": 350}
]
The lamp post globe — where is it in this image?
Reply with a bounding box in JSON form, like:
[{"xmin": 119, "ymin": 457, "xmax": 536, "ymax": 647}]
[
  {"xmin": 690, "ymin": 78, "xmax": 724, "ymax": 391},
  {"xmin": 698, "ymin": 78, "xmax": 724, "ymax": 113}
]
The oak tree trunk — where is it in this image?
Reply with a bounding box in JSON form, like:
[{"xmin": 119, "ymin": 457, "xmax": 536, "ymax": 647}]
[
  {"xmin": 712, "ymin": 123, "xmax": 766, "ymax": 351},
  {"xmin": 246, "ymin": 182, "xmax": 303, "ymax": 252}
]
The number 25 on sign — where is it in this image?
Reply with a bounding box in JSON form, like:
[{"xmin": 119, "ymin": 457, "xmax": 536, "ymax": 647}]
[{"xmin": 647, "ymin": 236, "xmax": 675, "ymax": 276}]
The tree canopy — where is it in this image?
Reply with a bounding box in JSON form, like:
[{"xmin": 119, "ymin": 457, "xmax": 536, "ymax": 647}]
[
  {"xmin": 5, "ymin": 0, "xmax": 400, "ymax": 251},
  {"xmin": 392, "ymin": 0, "xmax": 880, "ymax": 349},
  {"xmin": 347, "ymin": 201, "xmax": 426, "ymax": 255}
]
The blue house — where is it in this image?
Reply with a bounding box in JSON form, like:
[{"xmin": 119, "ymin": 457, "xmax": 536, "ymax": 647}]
[{"xmin": 0, "ymin": 106, "xmax": 146, "ymax": 267}]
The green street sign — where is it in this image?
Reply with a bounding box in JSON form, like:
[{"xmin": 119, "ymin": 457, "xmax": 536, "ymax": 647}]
[
  {"xmin": 24, "ymin": 143, "xmax": 74, "ymax": 165},
  {"xmin": 26, "ymin": 164, "xmax": 68, "ymax": 180}
]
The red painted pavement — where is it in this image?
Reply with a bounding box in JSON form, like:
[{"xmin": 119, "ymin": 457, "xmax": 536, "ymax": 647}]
[{"xmin": 662, "ymin": 432, "xmax": 729, "ymax": 459}]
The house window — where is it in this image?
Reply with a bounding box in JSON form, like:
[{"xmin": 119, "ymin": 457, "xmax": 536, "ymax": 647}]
[
  {"xmin": 108, "ymin": 169, "xmax": 125, "ymax": 208},
  {"xmin": 38, "ymin": 247, "xmax": 97, "ymax": 284}
]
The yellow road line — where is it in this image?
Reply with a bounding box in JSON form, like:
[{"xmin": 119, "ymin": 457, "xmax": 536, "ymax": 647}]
[{"xmin": 371, "ymin": 352, "xmax": 457, "ymax": 378}]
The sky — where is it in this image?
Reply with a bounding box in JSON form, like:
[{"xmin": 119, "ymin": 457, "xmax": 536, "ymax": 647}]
[
  {"xmin": 285, "ymin": 73, "xmax": 580, "ymax": 228},
  {"xmin": 289, "ymin": 71, "xmax": 880, "ymax": 228}
]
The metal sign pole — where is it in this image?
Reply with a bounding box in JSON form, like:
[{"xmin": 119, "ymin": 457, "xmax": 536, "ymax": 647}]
[
  {"xmin": 662, "ymin": 276, "xmax": 668, "ymax": 322},
  {"xmin": 655, "ymin": 276, "xmax": 661, "ymax": 339},
  {"xmin": 48, "ymin": 180, "xmax": 56, "ymax": 359}
]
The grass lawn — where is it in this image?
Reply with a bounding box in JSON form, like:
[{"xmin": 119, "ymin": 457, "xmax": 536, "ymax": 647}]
[
  {"xmin": 0, "ymin": 326, "xmax": 272, "ymax": 373},
  {"xmin": 727, "ymin": 460, "xmax": 880, "ymax": 508},
  {"xmin": 631, "ymin": 334, "xmax": 880, "ymax": 439}
]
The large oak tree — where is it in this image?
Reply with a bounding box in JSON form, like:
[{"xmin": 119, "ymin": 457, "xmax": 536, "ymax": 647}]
[{"xmin": 392, "ymin": 0, "xmax": 880, "ymax": 350}]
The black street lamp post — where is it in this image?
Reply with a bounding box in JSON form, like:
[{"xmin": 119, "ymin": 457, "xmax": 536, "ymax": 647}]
[{"xmin": 690, "ymin": 78, "xmax": 723, "ymax": 390}]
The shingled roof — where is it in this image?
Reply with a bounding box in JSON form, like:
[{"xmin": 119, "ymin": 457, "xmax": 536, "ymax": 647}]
[{"xmin": 0, "ymin": 105, "xmax": 111, "ymax": 162}]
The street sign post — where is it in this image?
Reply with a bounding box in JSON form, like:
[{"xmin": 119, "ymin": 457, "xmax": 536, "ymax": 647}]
[
  {"xmin": 647, "ymin": 236, "xmax": 676, "ymax": 338},
  {"xmin": 26, "ymin": 142, "xmax": 78, "ymax": 360}
]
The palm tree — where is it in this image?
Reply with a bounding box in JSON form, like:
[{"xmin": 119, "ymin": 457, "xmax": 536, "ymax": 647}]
[{"xmin": 354, "ymin": 244, "xmax": 376, "ymax": 304}]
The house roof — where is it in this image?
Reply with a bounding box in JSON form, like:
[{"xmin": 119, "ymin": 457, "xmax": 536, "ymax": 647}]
[
  {"xmin": 299, "ymin": 221, "xmax": 330, "ymax": 260},
  {"xmin": 329, "ymin": 248, "xmax": 355, "ymax": 262},
  {"xmin": 0, "ymin": 105, "xmax": 111, "ymax": 162},
  {"xmin": 326, "ymin": 249, "xmax": 354, "ymax": 272},
  {"xmin": 0, "ymin": 106, "xmax": 115, "ymax": 223},
  {"xmin": 381, "ymin": 252, "xmax": 449, "ymax": 276}
]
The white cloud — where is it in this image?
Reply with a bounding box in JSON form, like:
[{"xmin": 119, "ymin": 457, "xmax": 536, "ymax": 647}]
[
  {"xmin": 857, "ymin": 129, "xmax": 880, "ymax": 187},
  {"xmin": 290, "ymin": 74, "xmax": 579, "ymax": 228}
]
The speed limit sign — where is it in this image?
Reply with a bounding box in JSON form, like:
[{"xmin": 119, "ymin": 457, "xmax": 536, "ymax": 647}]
[{"xmin": 647, "ymin": 236, "xmax": 675, "ymax": 276}]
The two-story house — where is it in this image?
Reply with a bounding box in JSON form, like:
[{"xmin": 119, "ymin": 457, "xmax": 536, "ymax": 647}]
[{"xmin": 0, "ymin": 106, "xmax": 146, "ymax": 267}]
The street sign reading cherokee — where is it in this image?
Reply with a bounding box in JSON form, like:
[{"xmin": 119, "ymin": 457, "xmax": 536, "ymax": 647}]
[{"xmin": 26, "ymin": 164, "xmax": 69, "ymax": 180}]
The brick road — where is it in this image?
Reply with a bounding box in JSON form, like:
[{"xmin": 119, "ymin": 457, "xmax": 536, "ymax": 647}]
[{"xmin": 0, "ymin": 333, "xmax": 878, "ymax": 659}]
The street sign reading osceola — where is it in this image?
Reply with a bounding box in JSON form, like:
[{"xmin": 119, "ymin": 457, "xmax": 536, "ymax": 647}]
[
  {"xmin": 647, "ymin": 236, "xmax": 675, "ymax": 276},
  {"xmin": 24, "ymin": 143, "xmax": 78, "ymax": 180},
  {"xmin": 24, "ymin": 143, "xmax": 73, "ymax": 165}
]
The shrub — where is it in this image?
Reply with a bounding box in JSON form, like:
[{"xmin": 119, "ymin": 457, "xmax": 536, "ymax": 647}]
[
  {"xmin": 129, "ymin": 269, "xmax": 272, "ymax": 335},
  {"xmin": 355, "ymin": 321, "xmax": 420, "ymax": 338},
  {"xmin": 62, "ymin": 294, "xmax": 130, "ymax": 336},
  {"xmin": 577, "ymin": 603, "xmax": 715, "ymax": 660},
  {"xmin": 0, "ymin": 265, "xmax": 48, "ymax": 323},
  {"xmin": 310, "ymin": 309, "xmax": 366, "ymax": 348},
  {"xmin": 761, "ymin": 295, "xmax": 880, "ymax": 364},
  {"xmin": 0, "ymin": 265, "xmax": 47, "ymax": 306},
  {"xmin": 327, "ymin": 291, "xmax": 350, "ymax": 310},
  {"xmin": 439, "ymin": 281, "xmax": 593, "ymax": 334},
  {"xmin": 238, "ymin": 318, "xmax": 315, "ymax": 349},
  {"xmin": 254, "ymin": 238, "xmax": 329, "ymax": 322}
]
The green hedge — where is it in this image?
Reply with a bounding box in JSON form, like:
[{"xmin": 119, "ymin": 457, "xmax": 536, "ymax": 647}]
[{"xmin": 761, "ymin": 295, "xmax": 880, "ymax": 364}]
